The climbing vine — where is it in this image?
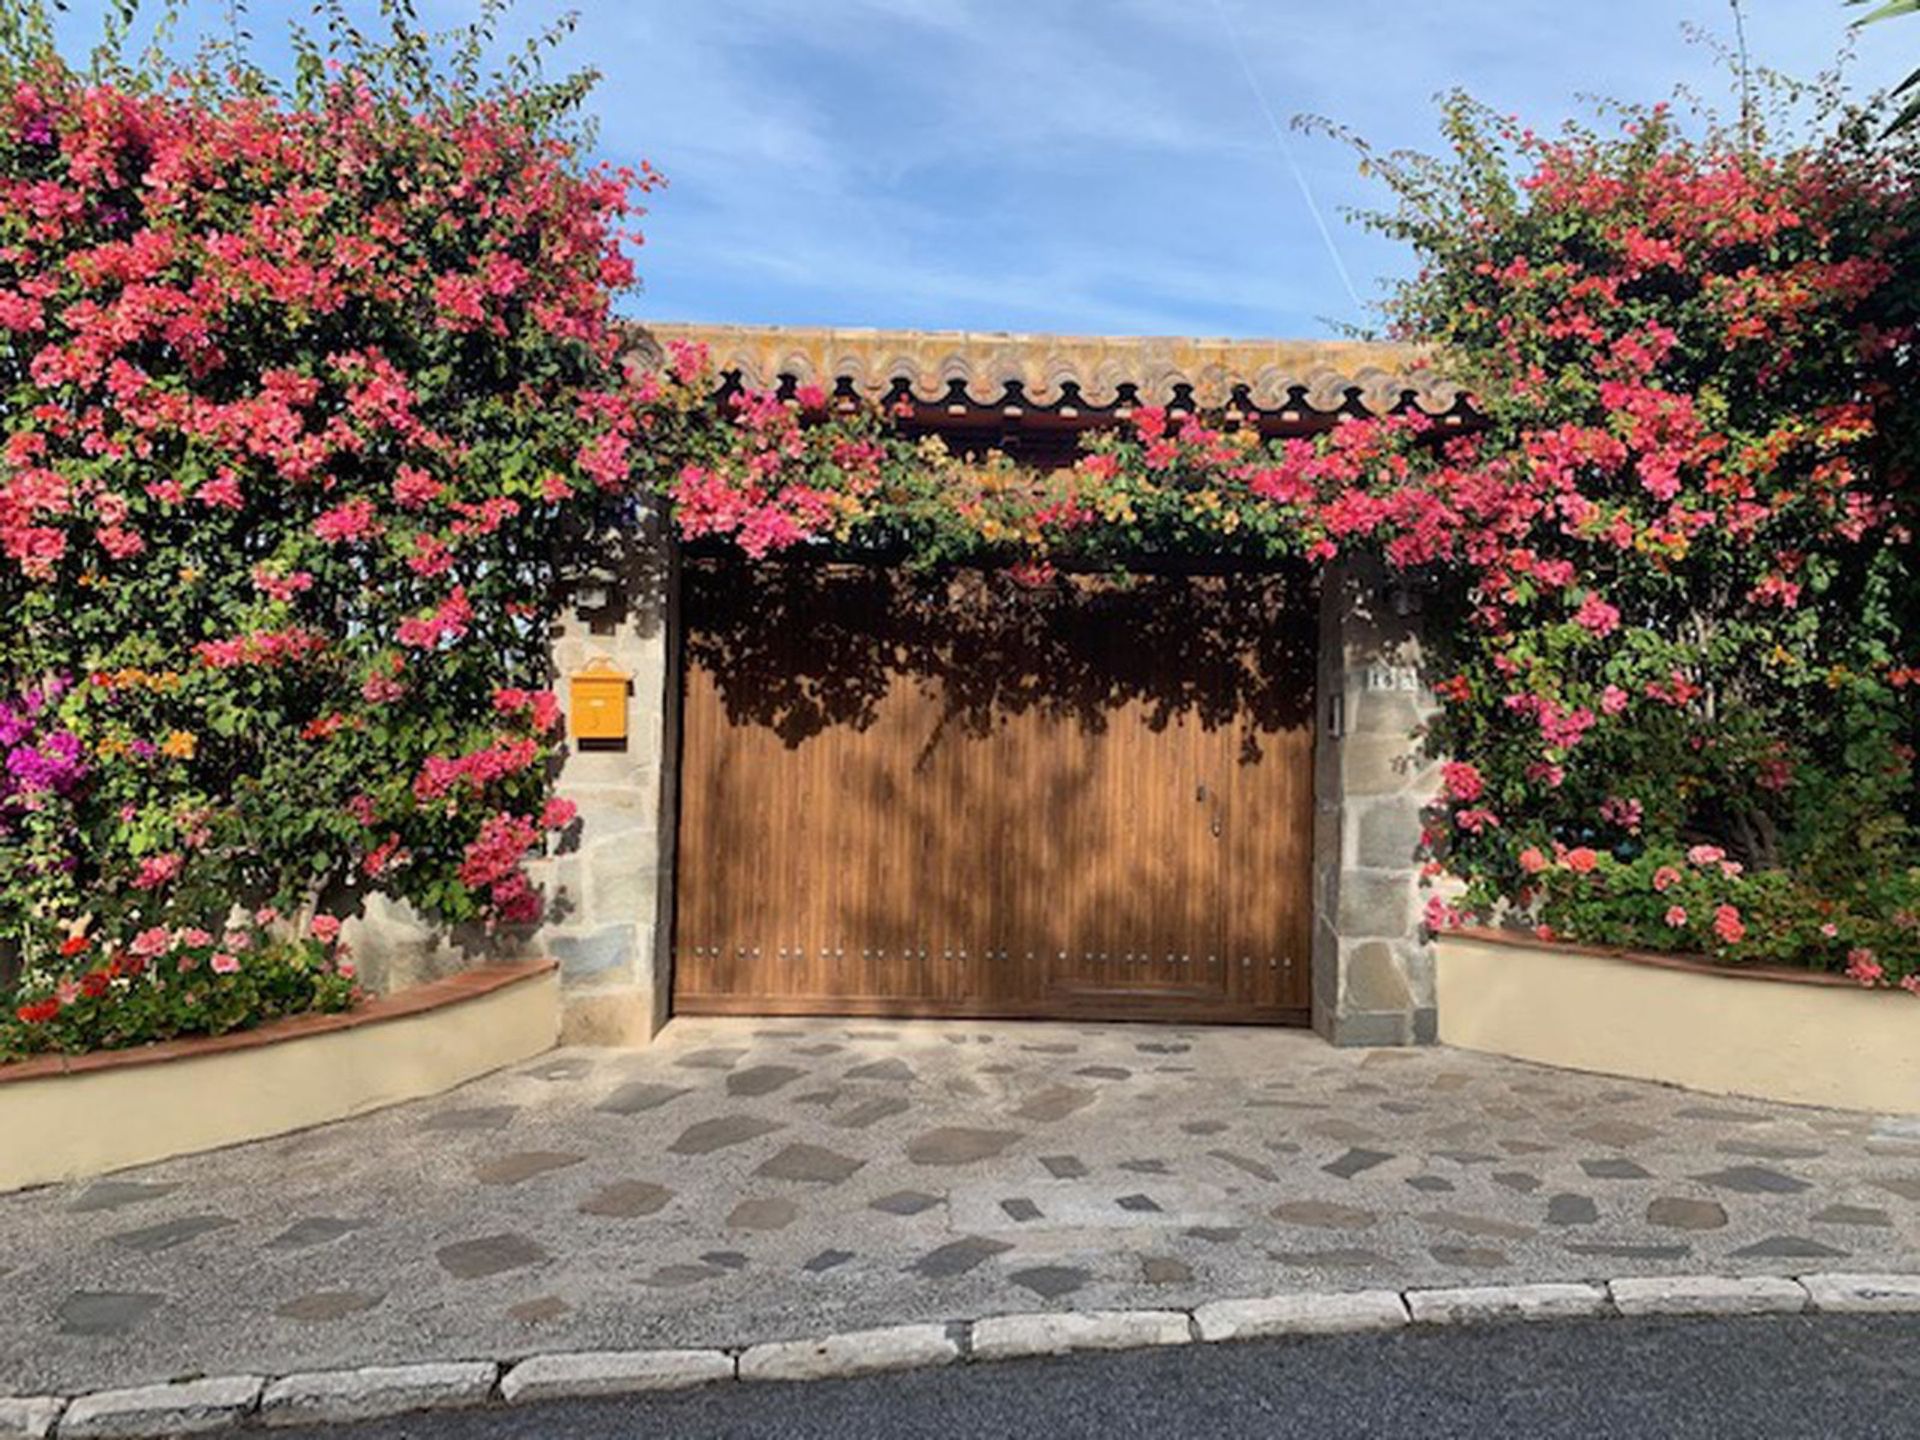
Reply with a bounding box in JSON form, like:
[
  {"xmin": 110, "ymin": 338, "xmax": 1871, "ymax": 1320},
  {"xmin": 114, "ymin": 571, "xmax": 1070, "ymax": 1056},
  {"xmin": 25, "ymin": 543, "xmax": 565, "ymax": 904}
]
[{"xmin": 648, "ymin": 94, "xmax": 1920, "ymax": 986}]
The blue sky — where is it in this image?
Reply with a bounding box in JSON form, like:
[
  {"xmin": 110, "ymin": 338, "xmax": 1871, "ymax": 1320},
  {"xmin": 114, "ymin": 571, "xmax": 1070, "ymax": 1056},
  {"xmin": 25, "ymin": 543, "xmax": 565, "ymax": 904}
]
[{"xmin": 51, "ymin": 2, "xmax": 1914, "ymax": 338}]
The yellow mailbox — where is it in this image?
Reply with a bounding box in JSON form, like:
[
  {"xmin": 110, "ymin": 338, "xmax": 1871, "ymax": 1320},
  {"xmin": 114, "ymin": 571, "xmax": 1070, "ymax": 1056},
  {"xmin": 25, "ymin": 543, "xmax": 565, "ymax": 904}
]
[{"xmin": 569, "ymin": 657, "xmax": 630, "ymax": 742}]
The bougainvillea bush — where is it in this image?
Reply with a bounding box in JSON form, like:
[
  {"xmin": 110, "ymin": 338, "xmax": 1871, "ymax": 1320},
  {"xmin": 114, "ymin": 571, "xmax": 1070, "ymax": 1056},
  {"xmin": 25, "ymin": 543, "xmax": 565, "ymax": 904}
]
[
  {"xmin": 646, "ymin": 92, "xmax": 1919, "ymax": 988},
  {"xmin": 0, "ymin": 2, "xmax": 655, "ymax": 1053}
]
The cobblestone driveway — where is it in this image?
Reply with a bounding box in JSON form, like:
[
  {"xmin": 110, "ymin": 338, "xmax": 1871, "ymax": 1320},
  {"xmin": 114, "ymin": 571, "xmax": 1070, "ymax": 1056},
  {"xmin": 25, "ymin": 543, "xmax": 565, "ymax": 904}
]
[{"xmin": 2, "ymin": 1018, "xmax": 1916, "ymax": 1394}]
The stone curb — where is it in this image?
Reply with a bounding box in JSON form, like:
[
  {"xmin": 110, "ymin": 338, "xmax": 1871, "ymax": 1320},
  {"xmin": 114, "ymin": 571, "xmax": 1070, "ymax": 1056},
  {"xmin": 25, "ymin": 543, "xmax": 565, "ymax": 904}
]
[
  {"xmin": 10, "ymin": 1273, "xmax": 1916, "ymax": 1435},
  {"xmin": 1797, "ymin": 1272, "xmax": 1920, "ymax": 1314},
  {"xmin": 738, "ymin": 1324, "xmax": 962, "ymax": 1383},
  {"xmin": 971, "ymin": 1310, "xmax": 1192, "ymax": 1362},
  {"xmin": 1193, "ymin": 1289, "xmax": 1410, "ymax": 1342},
  {"xmin": 500, "ymin": 1350, "xmax": 736, "ymax": 1403},
  {"xmin": 1608, "ymin": 1275, "xmax": 1806, "ymax": 1318},
  {"xmin": 257, "ymin": 1363, "xmax": 498, "ymax": 1429},
  {"xmin": 58, "ymin": 1376, "xmax": 263, "ymax": 1439},
  {"xmin": 1406, "ymin": 1282, "xmax": 1610, "ymax": 1326},
  {"xmin": 0, "ymin": 1398, "xmax": 64, "ymax": 1440}
]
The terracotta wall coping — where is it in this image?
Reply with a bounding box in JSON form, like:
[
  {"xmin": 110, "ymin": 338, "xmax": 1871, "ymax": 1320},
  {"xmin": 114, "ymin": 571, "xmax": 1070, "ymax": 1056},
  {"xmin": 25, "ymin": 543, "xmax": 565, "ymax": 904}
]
[
  {"xmin": 0, "ymin": 959, "xmax": 558, "ymax": 1085},
  {"xmin": 1442, "ymin": 925, "xmax": 1859, "ymax": 991}
]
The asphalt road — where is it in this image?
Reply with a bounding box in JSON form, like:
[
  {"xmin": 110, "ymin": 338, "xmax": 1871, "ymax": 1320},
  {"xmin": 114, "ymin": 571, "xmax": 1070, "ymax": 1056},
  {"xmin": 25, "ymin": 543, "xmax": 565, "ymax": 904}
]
[{"xmin": 323, "ymin": 1314, "xmax": 1920, "ymax": 1439}]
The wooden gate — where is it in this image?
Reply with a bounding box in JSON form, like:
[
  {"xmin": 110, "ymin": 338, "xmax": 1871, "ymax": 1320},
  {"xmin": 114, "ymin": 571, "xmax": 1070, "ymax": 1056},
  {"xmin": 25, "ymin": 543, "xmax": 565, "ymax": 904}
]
[{"xmin": 671, "ymin": 560, "xmax": 1317, "ymax": 1024}]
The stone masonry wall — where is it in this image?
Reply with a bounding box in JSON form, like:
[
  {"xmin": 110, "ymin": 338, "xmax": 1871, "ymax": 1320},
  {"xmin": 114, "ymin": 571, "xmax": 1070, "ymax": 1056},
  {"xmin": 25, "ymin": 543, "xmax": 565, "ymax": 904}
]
[
  {"xmin": 530, "ymin": 521, "xmax": 679, "ymax": 1045},
  {"xmin": 1310, "ymin": 558, "xmax": 1442, "ymax": 1046}
]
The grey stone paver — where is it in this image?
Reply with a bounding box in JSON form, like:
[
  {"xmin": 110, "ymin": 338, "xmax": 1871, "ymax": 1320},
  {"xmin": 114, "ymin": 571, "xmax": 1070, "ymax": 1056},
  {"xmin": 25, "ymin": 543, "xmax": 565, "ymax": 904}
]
[
  {"xmin": 726, "ymin": 1065, "xmax": 806, "ymax": 1098},
  {"xmin": 66, "ymin": 1184, "xmax": 178, "ymax": 1215},
  {"xmin": 726, "ymin": 1199, "xmax": 798, "ymax": 1232},
  {"xmin": 906, "ymin": 1128, "xmax": 1022, "ymax": 1166},
  {"xmin": 669, "ymin": 1115, "xmax": 784, "ymax": 1155},
  {"xmin": 577, "ymin": 1180, "xmax": 674, "ymax": 1218},
  {"xmin": 54, "ymin": 1294, "xmax": 160, "ymax": 1339},
  {"xmin": 1323, "ymin": 1148, "xmax": 1393, "ymax": 1179},
  {"xmin": 1646, "ymin": 1197, "xmax": 1728, "ymax": 1231},
  {"xmin": 434, "ymin": 1234, "xmax": 548, "ymax": 1280},
  {"xmin": 596, "ymin": 1083, "xmax": 688, "ymax": 1116},
  {"xmin": 108, "ymin": 1215, "xmax": 235, "ymax": 1254},
  {"xmin": 275, "ymin": 1291, "xmax": 384, "ymax": 1323},
  {"xmin": 1694, "ymin": 1165, "xmax": 1812, "ymax": 1195},
  {"xmin": 474, "ymin": 1152, "xmax": 584, "ymax": 1187},
  {"xmin": 754, "ymin": 1144, "xmax": 864, "ymax": 1185},
  {"xmin": 868, "ymin": 1190, "xmax": 942, "ymax": 1217},
  {"xmin": 267, "ymin": 1218, "xmax": 365, "ymax": 1250},
  {"xmin": 3, "ymin": 1017, "xmax": 1916, "ymax": 1397}
]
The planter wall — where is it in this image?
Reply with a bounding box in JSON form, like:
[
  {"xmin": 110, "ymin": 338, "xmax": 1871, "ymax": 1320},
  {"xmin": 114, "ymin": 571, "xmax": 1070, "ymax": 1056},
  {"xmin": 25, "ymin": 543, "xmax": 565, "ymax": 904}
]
[
  {"xmin": 0, "ymin": 960, "xmax": 559, "ymax": 1193},
  {"xmin": 1436, "ymin": 929, "xmax": 1919, "ymax": 1115}
]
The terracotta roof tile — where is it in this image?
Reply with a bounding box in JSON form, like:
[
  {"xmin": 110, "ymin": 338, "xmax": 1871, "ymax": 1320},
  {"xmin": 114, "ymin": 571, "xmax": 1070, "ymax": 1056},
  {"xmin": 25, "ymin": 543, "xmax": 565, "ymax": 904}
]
[{"xmin": 636, "ymin": 322, "xmax": 1467, "ymax": 419}]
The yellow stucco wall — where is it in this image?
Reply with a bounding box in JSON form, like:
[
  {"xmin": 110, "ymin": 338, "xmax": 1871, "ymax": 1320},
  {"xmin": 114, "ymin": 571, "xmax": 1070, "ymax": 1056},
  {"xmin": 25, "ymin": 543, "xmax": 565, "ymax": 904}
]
[
  {"xmin": 0, "ymin": 967, "xmax": 558, "ymax": 1193},
  {"xmin": 1436, "ymin": 934, "xmax": 1920, "ymax": 1115}
]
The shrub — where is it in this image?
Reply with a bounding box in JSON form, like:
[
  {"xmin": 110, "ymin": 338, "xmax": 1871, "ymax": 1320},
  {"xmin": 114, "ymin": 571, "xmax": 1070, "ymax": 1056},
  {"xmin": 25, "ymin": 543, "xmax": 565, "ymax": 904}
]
[
  {"xmin": 648, "ymin": 90, "xmax": 1920, "ymax": 987},
  {"xmin": 0, "ymin": 2, "xmax": 656, "ymax": 1003}
]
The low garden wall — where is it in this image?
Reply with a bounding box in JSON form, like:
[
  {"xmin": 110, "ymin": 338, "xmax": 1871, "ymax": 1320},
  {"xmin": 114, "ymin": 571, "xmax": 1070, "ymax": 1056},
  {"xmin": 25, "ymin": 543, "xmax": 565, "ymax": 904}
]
[
  {"xmin": 0, "ymin": 961, "xmax": 558, "ymax": 1193},
  {"xmin": 1435, "ymin": 929, "xmax": 1919, "ymax": 1115}
]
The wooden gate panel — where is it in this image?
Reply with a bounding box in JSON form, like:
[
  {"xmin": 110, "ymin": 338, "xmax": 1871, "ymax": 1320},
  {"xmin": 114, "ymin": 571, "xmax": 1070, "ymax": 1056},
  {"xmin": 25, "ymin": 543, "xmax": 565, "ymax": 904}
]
[{"xmin": 672, "ymin": 562, "xmax": 1315, "ymax": 1023}]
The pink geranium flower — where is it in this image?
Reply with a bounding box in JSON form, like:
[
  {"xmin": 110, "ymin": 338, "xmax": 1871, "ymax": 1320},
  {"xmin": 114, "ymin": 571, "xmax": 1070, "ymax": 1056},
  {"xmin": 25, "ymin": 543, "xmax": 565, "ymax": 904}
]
[
  {"xmin": 1712, "ymin": 905, "xmax": 1745, "ymax": 944},
  {"xmin": 1845, "ymin": 949, "xmax": 1883, "ymax": 987}
]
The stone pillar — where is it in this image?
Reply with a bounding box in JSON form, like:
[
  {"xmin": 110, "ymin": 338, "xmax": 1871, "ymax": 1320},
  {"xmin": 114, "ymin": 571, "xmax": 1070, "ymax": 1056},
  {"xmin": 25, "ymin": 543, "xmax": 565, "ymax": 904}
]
[
  {"xmin": 1310, "ymin": 558, "xmax": 1441, "ymax": 1046},
  {"xmin": 528, "ymin": 516, "xmax": 679, "ymax": 1046}
]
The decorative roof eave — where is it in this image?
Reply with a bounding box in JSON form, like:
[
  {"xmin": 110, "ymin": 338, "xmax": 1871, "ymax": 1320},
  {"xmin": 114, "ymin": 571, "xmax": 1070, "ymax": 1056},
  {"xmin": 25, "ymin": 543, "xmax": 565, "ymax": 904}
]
[{"xmin": 632, "ymin": 322, "xmax": 1473, "ymax": 423}]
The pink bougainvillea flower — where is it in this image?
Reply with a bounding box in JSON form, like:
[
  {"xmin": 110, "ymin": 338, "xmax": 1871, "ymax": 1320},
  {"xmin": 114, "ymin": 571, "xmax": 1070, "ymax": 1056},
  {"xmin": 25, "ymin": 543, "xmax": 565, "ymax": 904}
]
[
  {"xmin": 1574, "ymin": 593, "xmax": 1621, "ymax": 637},
  {"xmin": 1564, "ymin": 847, "xmax": 1600, "ymax": 874},
  {"xmin": 1652, "ymin": 865, "xmax": 1682, "ymax": 892},
  {"xmin": 1441, "ymin": 761, "xmax": 1484, "ymax": 802},
  {"xmin": 312, "ymin": 497, "xmax": 381, "ymax": 544},
  {"xmin": 1600, "ymin": 795, "xmax": 1643, "ymax": 832},
  {"xmin": 1664, "ymin": 905, "xmax": 1688, "ymax": 927}
]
